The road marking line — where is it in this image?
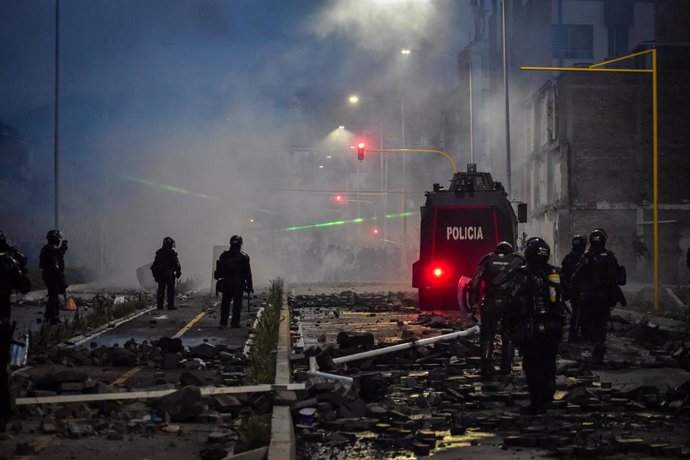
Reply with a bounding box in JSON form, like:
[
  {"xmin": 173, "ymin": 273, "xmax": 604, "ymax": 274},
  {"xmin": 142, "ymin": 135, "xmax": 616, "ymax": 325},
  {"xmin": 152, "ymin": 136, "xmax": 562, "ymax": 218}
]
[
  {"xmin": 172, "ymin": 311, "xmax": 206, "ymax": 339},
  {"xmin": 112, "ymin": 366, "xmax": 143, "ymax": 386},
  {"xmin": 112, "ymin": 309, "xmax": 206, "ymax": 386}
]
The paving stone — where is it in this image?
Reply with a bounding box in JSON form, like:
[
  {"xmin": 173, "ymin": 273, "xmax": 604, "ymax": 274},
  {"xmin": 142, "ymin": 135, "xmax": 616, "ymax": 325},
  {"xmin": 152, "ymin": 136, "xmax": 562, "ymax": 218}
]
[
  {"xmin": 191, "ymin": 343, "xmax": 220, "ymax": 360},
  {"xmin": 207, "ymin": 431, "xmax": 232, "ymax": 443},
  {"xmin": 199, "ymin": 447, "xmax": 228, "ymax": 460},
  {"xmin": 214, "ymin": 395, "xmax": 242, "ymax": 414},
  {"xmin": 67, "ymin": 421, "xmax": 95, "ymax": 438},
  {"xmin": 179, "ymin": 370, "xmax": 205, "ymax": 387},
  {"xmin": 162, "ymin": 352, "xmax": 183, "ymax": 369},
  {"xmin": 155, "ymin": 386, "xmax": 204, "ymax": 422},
  {"xmin": 336, "ymin": 331, "xmax": 374, "ymax": 348},
  {"xmin": 60, "ymin": 382, "xmax": 85, "ymax": 393},
  {"xmin": 158, "ymin": 337, "xmax": 184, "ymax": 354}
]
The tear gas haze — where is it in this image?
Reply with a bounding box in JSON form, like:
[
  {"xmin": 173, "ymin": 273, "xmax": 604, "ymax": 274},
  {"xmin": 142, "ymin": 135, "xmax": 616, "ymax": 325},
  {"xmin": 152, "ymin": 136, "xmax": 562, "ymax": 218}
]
[{"xmin": 0, "ymin": 0, "xmax": 472, "ymax": 288}]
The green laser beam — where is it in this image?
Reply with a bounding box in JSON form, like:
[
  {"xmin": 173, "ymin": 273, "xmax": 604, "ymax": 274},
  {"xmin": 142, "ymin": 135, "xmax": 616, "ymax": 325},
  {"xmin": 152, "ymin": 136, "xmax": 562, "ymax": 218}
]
[
  {"xmin": 386, "ymin": 211, "xmax": 415, "ymax": 219},
  {"xmin": 280, "ymin": 212, "xmax": 415, "ymax": 232},
  {"xmin": 121, "ymin": 175, "xmax": 219, "ymax": 201}
]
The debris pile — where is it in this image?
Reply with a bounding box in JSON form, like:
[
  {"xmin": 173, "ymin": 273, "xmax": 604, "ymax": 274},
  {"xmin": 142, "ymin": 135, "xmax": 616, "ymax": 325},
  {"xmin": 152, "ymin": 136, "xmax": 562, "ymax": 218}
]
[{"xmin": 290, "ymin": 292, "xmax": 690, "ymax": 459}]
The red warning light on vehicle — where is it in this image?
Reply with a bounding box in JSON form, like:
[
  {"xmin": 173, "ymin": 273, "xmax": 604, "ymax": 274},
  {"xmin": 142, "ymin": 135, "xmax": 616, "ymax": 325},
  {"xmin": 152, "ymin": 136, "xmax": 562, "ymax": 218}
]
[{"xmin": 432, "ymin": 266, "xmax": 444, "ymax": 278}]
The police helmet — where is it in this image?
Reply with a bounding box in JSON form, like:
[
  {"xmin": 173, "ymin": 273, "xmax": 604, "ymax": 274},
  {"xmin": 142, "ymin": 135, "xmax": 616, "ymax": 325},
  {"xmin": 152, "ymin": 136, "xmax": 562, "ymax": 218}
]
[
  {"xmin": 525, "ymin": 237, "xmax": 550, "ymax": 265},
  {"xmin": 163, "ymin": 236, "xmax": 175, "ymax": 248},
  {"xmin": 46, "ymin": 229, "xmax": 64, "ymax": 243},
  {"xmin": 230, "ymin": 235, "xmax": 243, "ymax": 247},
  {"xmin": 495, "ymin": 241, "xmax": 513, "ymax": 255},
  {"xmin": 589, "ymin": 228, "xmax": 607, "ymax": 245},
  {"xmin": 572, "ymin": 234, "xmax": 587, "ymax": 250}
]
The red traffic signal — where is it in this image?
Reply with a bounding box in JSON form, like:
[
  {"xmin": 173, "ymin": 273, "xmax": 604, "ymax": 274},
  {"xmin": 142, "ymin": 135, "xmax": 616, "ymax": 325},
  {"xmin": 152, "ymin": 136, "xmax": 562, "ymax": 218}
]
[
  {"xmin": 357, "ymin": 142, "xmax": 365, "ymax": 161},
  {"xmin": 334, "ymin": 195, "xmax": 343, "ymax": 202}
]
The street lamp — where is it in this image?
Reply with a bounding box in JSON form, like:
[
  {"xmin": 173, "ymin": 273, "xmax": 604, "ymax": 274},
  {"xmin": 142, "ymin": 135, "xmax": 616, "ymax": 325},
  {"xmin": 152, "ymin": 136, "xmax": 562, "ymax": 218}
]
[
  {"xmin": 401, "ymin": 48, "xmax": 411, "ymax": 55},
  {"xmin": 349, "ymin": 94, "xmax": 359, "ymax": 105}
]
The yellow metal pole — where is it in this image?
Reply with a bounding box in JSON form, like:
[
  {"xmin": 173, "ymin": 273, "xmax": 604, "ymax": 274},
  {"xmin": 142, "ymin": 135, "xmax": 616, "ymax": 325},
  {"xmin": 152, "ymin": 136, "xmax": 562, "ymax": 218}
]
[
  {"xmin": 520, "ymin": 66, "xmax": 652, "ymax": 74},
  {"xmin": 652, "ymin": 48, "xmax": 659, "ymax": 311},
  {"xmin": 367, "ymin": 148, "xmax": 459, "ymax": 174},
  {"xmin": 521, "ymin": 49, "xmax": 660, "ymax": 309},
  {"xmin": 588, "ymin": 49, "xmax": 654, "ymax": 69}
]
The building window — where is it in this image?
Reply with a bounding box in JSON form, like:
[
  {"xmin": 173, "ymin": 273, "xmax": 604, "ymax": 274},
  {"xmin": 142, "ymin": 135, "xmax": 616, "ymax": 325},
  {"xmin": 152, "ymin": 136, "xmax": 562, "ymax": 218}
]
[
  {"xmin": 553, "ymin": 24, "xmax": 594, "ymax": 59},
  {"xmin": 608, "ymin": 27, "xmax": 629, "ymax": 57}
]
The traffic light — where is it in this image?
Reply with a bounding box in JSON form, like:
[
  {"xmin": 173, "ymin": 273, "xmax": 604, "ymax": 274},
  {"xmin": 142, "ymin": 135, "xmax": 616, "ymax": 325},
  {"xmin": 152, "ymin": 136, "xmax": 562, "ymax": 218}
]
[
  {"xmin": 357, "ymin": 142, "xmax": 365, "ymax": 161},
  {"xmin": 372, "ymin": 228, "xmax": 380, "ymax": 235},
  {"xmin": 334, "ymin": 195, "xmax": 343, "ymax": 202}
]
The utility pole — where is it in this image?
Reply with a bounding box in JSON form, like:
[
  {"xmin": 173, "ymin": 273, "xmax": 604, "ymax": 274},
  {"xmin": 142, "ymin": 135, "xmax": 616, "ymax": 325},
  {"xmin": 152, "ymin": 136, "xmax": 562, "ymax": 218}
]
[
  {"xmin": 54, "ymin": 0, "xmax": 61, "ymax": 229},
  {"xmin": 501, "ymin": 0, "xmax": 512, "ymax": 196}
]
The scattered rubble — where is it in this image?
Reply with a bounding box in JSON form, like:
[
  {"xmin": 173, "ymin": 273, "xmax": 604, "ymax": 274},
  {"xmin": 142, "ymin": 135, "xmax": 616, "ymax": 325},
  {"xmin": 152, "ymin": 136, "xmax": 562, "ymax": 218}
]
[{"xmin": 291, "ymin": 291, "xmax": 690, "ymax": 459}]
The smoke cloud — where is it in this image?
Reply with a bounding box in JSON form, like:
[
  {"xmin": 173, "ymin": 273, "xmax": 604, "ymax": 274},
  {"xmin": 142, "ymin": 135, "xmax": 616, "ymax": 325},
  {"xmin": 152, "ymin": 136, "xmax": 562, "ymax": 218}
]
[{"xmin": 0, "ymin": 0, "xmax": 472, "ymax": 289}]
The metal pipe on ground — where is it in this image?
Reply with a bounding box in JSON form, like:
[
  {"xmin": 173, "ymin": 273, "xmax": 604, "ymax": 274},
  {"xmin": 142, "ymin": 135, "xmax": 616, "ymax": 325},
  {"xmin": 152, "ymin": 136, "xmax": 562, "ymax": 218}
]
[
  {"xmin": 331, "ymin": 325, "xmax": 480, "ymax": 365},
  {"xmin": 308, "ymin": 356, "xmax": 355, "ymax": 387}
]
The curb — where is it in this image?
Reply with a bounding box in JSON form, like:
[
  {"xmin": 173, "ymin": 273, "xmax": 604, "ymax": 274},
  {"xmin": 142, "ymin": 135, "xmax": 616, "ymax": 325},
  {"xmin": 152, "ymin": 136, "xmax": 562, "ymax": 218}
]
[{"xmin": 268, "ymin": 284, "xmax": 295, "ymax": 460}]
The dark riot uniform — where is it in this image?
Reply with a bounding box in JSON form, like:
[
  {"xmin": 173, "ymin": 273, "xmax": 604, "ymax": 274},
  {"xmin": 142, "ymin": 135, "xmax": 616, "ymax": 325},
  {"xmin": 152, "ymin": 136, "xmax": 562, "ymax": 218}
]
[
  {"xmin": 39, "ymin": 230, "xmax": 68, "ymax": 324},
  {"xmin": 0, "ymin": 251, "xmax": 31, "ymax": 432},
  {"xmin": 469, "ymin": 241, "xmax": 523, "ymax": 378},
  {"xmin": 0, "ymin": 232, "xmax": 27, "ymax": 275},
  {"xmin": 502, "ymin": 237, "xmax": 564, "ymax": 415},
  {"xmin": 151, "ymin": 237, "xmax": 181, "ymax": 310},
  {"xmin": 571, "ymin": 229, "xmax": 624, "ymax": 363},
  {"xmin": 560, "ymin": 235, "xmax": 586, "ymax": 342},
  {"xmin": 215, "ymin": 235, "xmax": 253, "ymax": 328}
]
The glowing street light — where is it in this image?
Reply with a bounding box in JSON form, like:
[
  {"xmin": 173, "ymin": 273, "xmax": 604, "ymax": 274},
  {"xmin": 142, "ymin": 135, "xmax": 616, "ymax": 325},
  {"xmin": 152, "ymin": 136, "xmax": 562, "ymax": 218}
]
[
  {"xmin": 348, "ymin": 94, "xmax": 359, "ymax": 105},
  {"xmin": 401, "ymin": 48, "xmax": 411, "ymax": 55},
  {"xmin": 338, "ymin": 125, "xmax": 346, "ymax": 130}
]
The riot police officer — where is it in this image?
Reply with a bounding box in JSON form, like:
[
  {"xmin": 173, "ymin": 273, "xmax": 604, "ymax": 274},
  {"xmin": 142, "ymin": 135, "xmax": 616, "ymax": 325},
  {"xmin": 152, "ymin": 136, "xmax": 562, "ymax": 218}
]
[
  {"xmin": 560, "ymin": 235, "xmax": 587, "ymax": 342},
  {"xmin": 502, "ymin": 237, "xmax": 564, "ymax": 414},
  {"xmin": 468, "ymin": 241, "xmax": 524, "ymax": 379},
  {"xmin": 0, "ymin": 251, "xmax": 30, "ymax": 432},
  {"xmin": 214, "ymin": 235, "xmax": 253, "ymax": 328},
  {"xmin": 0, "ymin": 232, "xmax": 27, "ymax": 274},
  {"xmin": 571, "ymin": 228, "xmax": 624, "ymax": 363},
  {"xmin": 39, "ymin": 230, "xmax": 68, "ymax": 324},
  {"xmin": 150, "ymin": 237, "xmax": 181, "ymax": 310}
]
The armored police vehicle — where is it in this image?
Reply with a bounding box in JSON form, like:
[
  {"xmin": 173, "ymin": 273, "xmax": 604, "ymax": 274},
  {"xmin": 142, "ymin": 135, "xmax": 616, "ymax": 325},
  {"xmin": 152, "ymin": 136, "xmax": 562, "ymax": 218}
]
[{"xmin": 412, "ymin": 164, "xmax": 526, "ymax": 310}]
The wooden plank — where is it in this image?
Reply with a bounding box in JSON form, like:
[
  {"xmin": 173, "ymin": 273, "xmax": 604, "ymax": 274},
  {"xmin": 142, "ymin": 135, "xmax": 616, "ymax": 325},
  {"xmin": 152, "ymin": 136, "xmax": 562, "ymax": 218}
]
[{"xmin": 15, "ymin": 384, "xmax": 275, "ymax": 406}]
